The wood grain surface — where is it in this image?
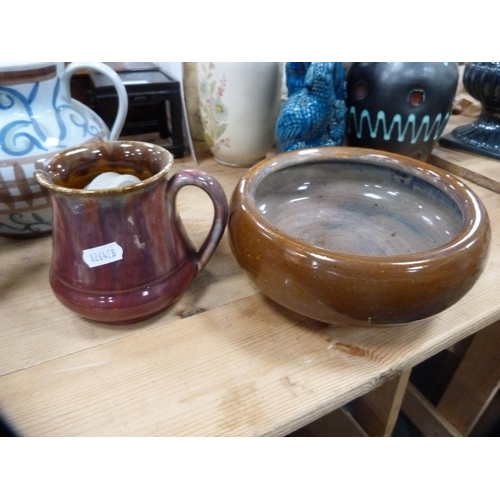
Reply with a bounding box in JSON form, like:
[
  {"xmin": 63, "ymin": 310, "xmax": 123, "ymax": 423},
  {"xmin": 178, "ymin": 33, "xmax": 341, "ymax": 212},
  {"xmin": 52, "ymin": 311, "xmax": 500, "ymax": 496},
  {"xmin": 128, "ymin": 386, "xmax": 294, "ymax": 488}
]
[{"xmin": 1, "ymin": 129, "xmax": 500, "ymax": 436}]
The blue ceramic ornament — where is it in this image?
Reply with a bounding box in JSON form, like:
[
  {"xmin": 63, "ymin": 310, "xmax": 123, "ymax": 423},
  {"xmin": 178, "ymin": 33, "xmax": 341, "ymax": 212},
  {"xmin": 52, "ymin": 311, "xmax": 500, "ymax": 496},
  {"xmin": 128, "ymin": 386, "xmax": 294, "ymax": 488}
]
[
  {"xmin": 275, "ymin": 62, "xmax": 346, "ymax": 153},
  {"xmin": 284, "ymin": 62, "xmax": 311, "ymax": 96}
]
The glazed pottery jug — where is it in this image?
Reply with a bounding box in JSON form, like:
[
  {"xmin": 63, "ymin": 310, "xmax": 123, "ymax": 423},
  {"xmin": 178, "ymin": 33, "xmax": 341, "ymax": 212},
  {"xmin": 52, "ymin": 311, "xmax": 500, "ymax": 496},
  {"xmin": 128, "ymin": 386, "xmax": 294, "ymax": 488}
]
[
  {"xmin": 346, "ymin": 62, "xmax": 459, "ymax": 161},
  {"xmin": 35, "ymin": 141, "xmax": 229, "ymax": 324},
  {"xmin": 198, "ymin": 62, "xmax": 283, "ymax": 167},
  {"xmin": 0, "ymin": 62, "xmax": 128, "ymax": 237}
]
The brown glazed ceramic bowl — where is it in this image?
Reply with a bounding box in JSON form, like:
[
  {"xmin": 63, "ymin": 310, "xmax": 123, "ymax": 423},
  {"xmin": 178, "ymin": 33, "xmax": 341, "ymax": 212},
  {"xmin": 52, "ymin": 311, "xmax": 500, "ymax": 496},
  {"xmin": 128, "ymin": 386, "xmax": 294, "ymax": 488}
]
[{"xmin": 228, "ymin": 147, "xmax": 491, "ymax": 325}]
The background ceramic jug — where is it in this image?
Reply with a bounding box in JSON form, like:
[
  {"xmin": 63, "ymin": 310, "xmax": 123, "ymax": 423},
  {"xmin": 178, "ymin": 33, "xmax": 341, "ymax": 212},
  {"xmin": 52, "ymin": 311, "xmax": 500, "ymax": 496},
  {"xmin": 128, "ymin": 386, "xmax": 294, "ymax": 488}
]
[
  {"xmin": 35, "ymin": 141, "xmax": 229, "ymax": 324},
  {"xmin": 0, "ymin": 62, "xmax": 128, "ymax": 237}
]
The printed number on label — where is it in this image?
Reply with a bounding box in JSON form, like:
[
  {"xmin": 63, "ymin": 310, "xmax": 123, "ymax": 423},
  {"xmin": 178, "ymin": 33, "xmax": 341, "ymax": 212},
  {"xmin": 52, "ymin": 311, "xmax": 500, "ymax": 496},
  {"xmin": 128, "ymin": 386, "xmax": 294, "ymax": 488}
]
[{"xmin": 82, "ymin": 242, "xmax": 124, "ymax": 268}]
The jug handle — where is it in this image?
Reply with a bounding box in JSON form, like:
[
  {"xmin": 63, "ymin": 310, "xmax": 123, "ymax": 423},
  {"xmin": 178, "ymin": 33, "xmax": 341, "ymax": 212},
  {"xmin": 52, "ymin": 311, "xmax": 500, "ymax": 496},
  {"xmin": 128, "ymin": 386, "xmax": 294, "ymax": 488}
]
[
  {"xmin": 62, "ymin": 62, "xmax": 129, "ymax": 140},
  {"xmin": 167, "ymin": 169, "xmax": 229, "ymax": 273}
]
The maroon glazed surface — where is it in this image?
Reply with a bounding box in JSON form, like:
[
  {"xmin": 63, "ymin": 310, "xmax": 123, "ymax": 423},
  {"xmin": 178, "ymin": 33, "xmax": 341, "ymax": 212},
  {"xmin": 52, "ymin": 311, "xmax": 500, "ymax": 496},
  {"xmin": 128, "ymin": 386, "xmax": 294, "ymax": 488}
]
[{"xmin": 37, "ymin": 141, "xmax": 228, "ymax": 324}]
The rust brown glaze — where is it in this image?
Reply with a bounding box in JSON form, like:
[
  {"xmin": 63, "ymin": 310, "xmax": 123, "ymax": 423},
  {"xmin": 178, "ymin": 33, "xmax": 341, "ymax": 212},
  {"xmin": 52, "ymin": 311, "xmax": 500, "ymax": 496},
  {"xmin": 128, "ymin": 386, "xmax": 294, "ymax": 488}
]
[
  {"xmin": 228, "ymin": 147, "xmax": 491, "ymax": 325},
  {"xmin": 36, "ymin": 141, "xmax": 228, "ymax": 324},
  {"xmin": 0, "ymin": 63, "xmax": 57, "ymax": 85}
]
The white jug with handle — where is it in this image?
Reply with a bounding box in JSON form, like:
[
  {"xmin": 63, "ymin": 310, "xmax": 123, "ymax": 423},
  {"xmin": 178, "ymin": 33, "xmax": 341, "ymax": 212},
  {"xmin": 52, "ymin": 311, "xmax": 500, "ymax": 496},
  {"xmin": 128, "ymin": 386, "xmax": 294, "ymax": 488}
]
[{"xmin": 0, "ymin": 61, "xmax": 128, "ymax": 237}]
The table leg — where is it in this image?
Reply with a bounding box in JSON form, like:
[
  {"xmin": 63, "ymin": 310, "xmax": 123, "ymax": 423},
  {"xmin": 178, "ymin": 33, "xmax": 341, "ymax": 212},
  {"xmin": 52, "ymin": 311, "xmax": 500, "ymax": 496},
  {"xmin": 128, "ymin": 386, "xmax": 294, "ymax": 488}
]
[
  {"xmin": 352, "ymin": 369, "xmax": 412, "ymax": 436},
  {"xmin": 401, "ymin": 382, "xmax": 461, "ymax": 436},
  {"xmin": 168, "ymin": 92, "xmax": 185, "ymax": 158},
  {"xmin": 437, "ymin": 320, "xmax": 500, "ymax": 436}
]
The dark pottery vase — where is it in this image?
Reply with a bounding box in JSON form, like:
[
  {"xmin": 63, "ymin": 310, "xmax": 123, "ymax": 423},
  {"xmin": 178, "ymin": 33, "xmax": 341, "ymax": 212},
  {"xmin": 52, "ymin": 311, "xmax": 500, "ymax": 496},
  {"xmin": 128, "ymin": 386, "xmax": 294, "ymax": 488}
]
[
  {"xmin": 346, "ymin": 63, "xmax": 459, "ymax": 161},
  {"xmin": 439, "ymin": 62, "xmax": 500, "ymax": 161}
]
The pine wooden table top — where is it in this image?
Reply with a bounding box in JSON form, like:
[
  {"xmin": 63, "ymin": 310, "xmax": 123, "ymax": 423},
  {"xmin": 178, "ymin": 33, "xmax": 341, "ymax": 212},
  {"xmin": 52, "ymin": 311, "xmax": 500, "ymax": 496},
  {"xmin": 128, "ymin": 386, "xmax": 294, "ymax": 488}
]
[{"xmin": 1, "ymin": 133, "xmax": 500, "ymax": 437}]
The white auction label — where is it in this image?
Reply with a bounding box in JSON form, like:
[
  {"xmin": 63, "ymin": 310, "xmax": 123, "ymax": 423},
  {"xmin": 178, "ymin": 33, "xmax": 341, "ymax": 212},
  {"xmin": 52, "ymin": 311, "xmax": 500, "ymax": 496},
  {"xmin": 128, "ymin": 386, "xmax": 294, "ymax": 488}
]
[{"xmin": 82, "ymin": 242, "xmax": 124, "ymax": 268}]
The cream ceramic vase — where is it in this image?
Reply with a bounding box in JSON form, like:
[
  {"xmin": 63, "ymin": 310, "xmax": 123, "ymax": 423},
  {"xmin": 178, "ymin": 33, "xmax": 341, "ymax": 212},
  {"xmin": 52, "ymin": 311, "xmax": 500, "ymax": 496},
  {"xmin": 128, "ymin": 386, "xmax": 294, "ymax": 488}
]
[
  {"xmin": 0, "ymin": 62, "xmax": 128, "ymax": 237},
  {"xmin": 198, "ymin": 62, "xmax": 283, "ymax": 167}
]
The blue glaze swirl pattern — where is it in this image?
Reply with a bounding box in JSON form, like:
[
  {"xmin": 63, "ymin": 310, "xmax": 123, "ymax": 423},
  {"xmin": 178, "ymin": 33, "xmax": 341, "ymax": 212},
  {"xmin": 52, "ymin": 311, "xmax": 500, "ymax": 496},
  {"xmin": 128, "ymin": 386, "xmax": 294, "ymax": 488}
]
[{"xmin": 0, "ymin": 78, "xmax": 98, "ymax": 157}]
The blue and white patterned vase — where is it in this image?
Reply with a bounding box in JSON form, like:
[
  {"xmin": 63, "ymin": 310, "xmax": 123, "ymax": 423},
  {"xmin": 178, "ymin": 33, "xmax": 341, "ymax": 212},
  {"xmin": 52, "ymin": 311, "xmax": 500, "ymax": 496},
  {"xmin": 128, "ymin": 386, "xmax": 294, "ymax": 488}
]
[
  {"xmin": 0, "ymin": 62, "xmax": 128, "ymax": 237},
  {"xmin": 345, "ymin": 62, "xmax": 459, "ymax": 161}
]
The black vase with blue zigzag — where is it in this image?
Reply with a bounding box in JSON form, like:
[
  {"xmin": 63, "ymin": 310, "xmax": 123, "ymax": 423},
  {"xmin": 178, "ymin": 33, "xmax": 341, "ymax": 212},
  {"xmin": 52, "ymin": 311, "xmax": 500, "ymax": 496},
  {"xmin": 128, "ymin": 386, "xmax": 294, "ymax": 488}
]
[{"xmin": 345, "ymin": 62, "xmax": 459, "ymax": 161}]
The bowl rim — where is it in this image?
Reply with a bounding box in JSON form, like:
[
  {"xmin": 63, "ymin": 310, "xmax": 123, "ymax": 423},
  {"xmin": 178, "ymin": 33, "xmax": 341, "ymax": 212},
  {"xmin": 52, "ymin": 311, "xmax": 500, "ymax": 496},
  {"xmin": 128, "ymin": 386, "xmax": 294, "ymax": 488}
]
[{"xmin": 236, "ymin": 146, "xmax": 489, "ymax": 265}]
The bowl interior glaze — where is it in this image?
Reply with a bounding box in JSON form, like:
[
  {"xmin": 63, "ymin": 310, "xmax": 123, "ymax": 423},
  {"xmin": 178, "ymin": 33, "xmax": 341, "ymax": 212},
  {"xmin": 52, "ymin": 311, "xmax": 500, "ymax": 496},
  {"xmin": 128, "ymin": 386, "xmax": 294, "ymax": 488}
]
[{"xmin": 255, "ymin": 161, "xmax": 464, "ymax": 256}]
